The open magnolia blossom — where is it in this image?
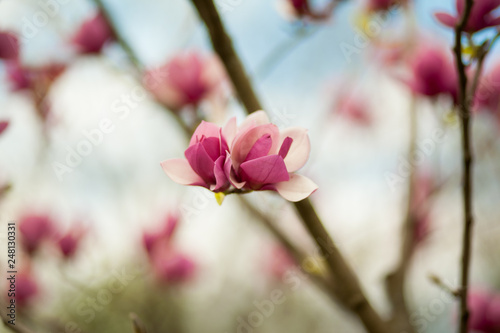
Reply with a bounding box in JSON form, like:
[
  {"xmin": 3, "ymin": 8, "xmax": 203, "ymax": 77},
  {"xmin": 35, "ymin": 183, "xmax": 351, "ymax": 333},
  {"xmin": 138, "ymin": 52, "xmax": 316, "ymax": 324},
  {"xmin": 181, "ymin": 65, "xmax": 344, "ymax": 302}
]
[
  {"xmin": 161, "ymin": 111, "xmax": 318, "ymax": 202},
  {"xmin": 435, "ymin": 0, "xmax": 500, "ymax": 33}
]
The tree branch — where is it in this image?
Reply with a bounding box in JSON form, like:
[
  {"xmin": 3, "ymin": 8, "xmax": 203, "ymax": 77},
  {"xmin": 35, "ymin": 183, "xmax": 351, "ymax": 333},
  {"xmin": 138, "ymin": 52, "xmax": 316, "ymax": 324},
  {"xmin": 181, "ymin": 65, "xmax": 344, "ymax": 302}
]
[
  {"xmin": 452, "ymin": 1, "xmax": 475, "ymax": 332},
  {"xmin": 189, "ymin": 1, "xmax": 390, "ymax": 332},
  {"xmin": 189, "ymin": 0, "xmax": 262, "ymax": 113},
  {"xmin": 385, "ymin": 97, "xmax": 417, "ymax": 333}
]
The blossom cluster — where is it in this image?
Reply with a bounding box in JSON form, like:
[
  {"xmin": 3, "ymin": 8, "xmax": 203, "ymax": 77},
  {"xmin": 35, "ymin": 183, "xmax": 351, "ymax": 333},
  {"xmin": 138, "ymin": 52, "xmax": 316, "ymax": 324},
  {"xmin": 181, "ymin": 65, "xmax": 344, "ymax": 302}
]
[{"xmin": 161, "ymin": 111, "xmax": 318, "ymax": 202}]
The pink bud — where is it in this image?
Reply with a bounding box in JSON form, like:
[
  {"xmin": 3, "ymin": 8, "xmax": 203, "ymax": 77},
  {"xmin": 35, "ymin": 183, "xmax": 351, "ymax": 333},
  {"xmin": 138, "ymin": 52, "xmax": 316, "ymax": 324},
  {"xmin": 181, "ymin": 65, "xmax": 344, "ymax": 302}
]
[
  {"xmin": 404, "ymin": 41, "xmax": 458, "ymax": 102},
  {"xmin": 72, "ymin": 12, "xmax": 114, "ymax": 54},
  {"xmin": 144, "ymin": 51, "xmax": 226, "ymax": 112},
  {"xmin": 57, "ymin": 225, "xmax": 86, "ymax": 259},
  {"xmin": 0, "ymin": 31, "xmax": 19, "ymax": 60},
  {"xmin": 19, "ymin": 214, "xmax": 55, "ymax": 255},
  {"xmin": 435, "ymin": 0, "xmax": 500, "ymax": 33}
]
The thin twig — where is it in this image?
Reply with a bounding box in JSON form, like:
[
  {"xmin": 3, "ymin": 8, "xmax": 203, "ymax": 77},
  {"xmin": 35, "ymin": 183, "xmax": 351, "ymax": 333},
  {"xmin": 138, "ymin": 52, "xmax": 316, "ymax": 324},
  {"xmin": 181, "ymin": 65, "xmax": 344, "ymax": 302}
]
[
  {"xmin": 190, "ymin": 0, "xmax": 262, "ymax": 113},
  {"xmin": 129, "ymin": 313, "xmax": 148, "ymax": 333},
  {"xmin": 189, "ymin": 1, "xmax": 390, "ymax": 332},
  {"xmin": 91, "ymin": 0, "xmax": 193, "ymax": 135},
  {"xmin": 91, "ymin": 0, "xmax": 142, "ymax": 70},
  {"xmin": 385, "ymin": 97, "xmax": 417, "ymax": 333},
  {"xmin": 452, "ymin": 1, "xmax": 475, "ymax": 332}
]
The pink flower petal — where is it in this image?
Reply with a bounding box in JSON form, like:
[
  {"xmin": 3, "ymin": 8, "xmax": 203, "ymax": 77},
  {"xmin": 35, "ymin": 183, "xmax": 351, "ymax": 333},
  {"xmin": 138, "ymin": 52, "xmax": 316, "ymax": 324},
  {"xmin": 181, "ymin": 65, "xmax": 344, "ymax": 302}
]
[
  {"xmin": 210, "ymin": 156, "xmax": 229, "ymax": 192},
  {"xmin": 239, "ymin": 110, "xmax": 270, "ymax": 130},
  {"xmin": 245, "ymin": 134, "xmax": 273, "ymax": 161},
  {"xmin": 190, "ymin": 121, "xmax": 221, "ymax": 146},
  {"xmin": 279, "ymin": 127, "xmax": 310, "ymax": 172},
  {"xmin": 274, "ymin": 174, "xmax": 318, "ymax": 202},
  {"xmin": 232, "ymin": 124, "xmax": 280, "ymax": 169},
  {"xmin": 434, "ymin": 12, "xmax": 458, "ymax": 27},
  {"xmin": 224, "ymin": 154, "xmax": 246, "ymax": 189},
  {"xmin": 239, "ymin": 155, "xmax": 289, "ymax": 185},
  {"xmin": 185, "ymin": 142, "xmax": 216, "ymax": 183},
  {"xmin": 278, "ymin": 137, "xmax": 293, "ymax": 159},
  {"xmin": 222, "ymin": 117, "xmax": 237, "ymax": 149},
  {"xmin": 161, "ymin": 159, "xmax": 205, "ymax": 186}
]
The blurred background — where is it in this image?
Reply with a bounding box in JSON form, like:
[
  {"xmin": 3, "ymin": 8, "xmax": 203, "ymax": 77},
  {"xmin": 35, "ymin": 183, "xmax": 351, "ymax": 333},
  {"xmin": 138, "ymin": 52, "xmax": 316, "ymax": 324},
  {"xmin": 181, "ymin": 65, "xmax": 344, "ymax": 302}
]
[{"xmin": 0, "ymin": 0, "xmax": 499, "ymax": 332}]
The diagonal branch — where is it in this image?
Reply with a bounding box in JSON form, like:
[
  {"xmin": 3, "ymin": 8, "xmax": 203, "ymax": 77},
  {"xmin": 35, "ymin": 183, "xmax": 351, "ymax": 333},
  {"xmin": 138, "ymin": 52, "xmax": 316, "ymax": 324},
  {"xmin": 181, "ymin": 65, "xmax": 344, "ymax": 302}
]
[
  {"xmin": 452, "ymin": 1, "xmax": 475, "ymax": 333},
  {"xmin": 189, "ymin": 1, "xmax": 390, "ymax": 332},
  {"xmin": 385, "ymin": 97, "xmax": 417, "ymax": 333},
  {"xmin": 189, "ymin": 0, "xmax": 262, "ymax": 113}
]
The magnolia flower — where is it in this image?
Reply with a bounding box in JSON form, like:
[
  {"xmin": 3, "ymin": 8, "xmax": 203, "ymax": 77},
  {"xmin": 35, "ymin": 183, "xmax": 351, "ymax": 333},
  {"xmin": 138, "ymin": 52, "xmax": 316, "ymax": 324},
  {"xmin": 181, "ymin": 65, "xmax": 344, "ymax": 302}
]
[
  {"xmin": 19, "ymin": 214, "xmax": 55, "ymax": 255},
  {"xmin": 72, "ymin": 12, "xmax": 114, "ymax": 54},
  {"xmin": 0, "ymin": 31, "xmax": 19, "ymax": 60},
  {"xmin": 144, "ymin": 51, "xmax": 226, "ymax": 112},
  {"xmin": 403, "ymin": 42, "xmax": 458, "ymax": 102},
  {"xmin": 225, "ymin": 111, "xmax": 317, "ymax": 201},
  {"xmin": 161, "ymin": 111, "xmax": 317, "ymax": 202},
  {"xmin": 435, "ymin": 0, "xmax": 500, "ymax": 33}
]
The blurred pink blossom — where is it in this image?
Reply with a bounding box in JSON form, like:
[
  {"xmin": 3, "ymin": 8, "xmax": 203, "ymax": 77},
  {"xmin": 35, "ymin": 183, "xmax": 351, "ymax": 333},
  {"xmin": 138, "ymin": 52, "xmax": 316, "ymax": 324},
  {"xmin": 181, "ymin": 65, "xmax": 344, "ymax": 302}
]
[
  {"xmin": 411, "ymin": 171, "xmax": 434, "ymax": 245},
  {"xmin": 19, "ymin": 213, "xmax": 55, "ymax": 255},
  {"xmin": 144, "ymin": 51, "xmax": 226, "ymax": 112},
  {"xmin": 56, "ymin": 225, "xmax": 86, "ymax": 259},
  {"xmin": 72, "ymin": 12, "xmax": 114, "ymax": 54},
  {"xmin": 151, "ymin": 245, "xmax": 196, "ymax": 284},
  {"xmin": 435, "ymin": 0, "xmax": 500, "ymax": 33},
  {"xmin": 474, "ymin": 62, "xmax": 500, "ymax": 124},
  {"xmin": 142, "ymin": 213, "xmax": 179, "ymax": 255},
  {"xmin": 266, "ymin": 245, "xmax": 295, "ymax": 280},
  {"xmin": 466, "ymin": 289, "xmax": 500, "ymax": 332},
  {"xmin": 142, "ymin": 214, "xmax": 196, "ymax": 284},
  {"xmin": 277, "ymin": 0, "xmax": 335, "ymax": 21},
  {"xmin": 12, "ymin": 271, "xmax": 39, "ymax": 309},
  {"xmin": 402, "ymin": 41, "xmax": 458, "ymax": 102},
  {"xmin": 0, "ymin": 121, "xmax": 9, "ymax": 135},
  {"xmin": 0, "ymin": 31, "xmax": 19, "ymax": 60},
  {"xmin": 330, "ymin": 82, "xmax": 372, "ymax": 126}
]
